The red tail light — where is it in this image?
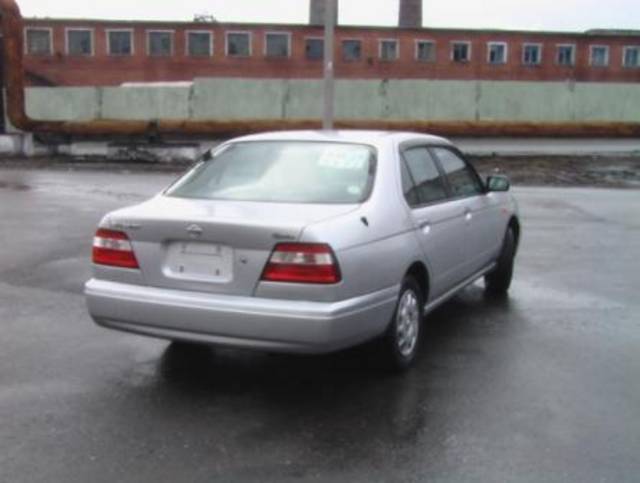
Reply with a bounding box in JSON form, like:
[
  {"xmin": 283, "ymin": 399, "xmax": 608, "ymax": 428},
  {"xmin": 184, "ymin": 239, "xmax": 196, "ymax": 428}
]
[
  {"xmin": 261, "ymin": 243, "xmax": 341, "ymax": 284},
  {"xmin": 92, "ymin": 228, "xmax": 139, "ymax": 269}
]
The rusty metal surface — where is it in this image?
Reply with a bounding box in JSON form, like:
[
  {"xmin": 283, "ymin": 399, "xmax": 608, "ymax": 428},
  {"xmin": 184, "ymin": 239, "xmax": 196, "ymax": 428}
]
[{"xmin": 2, "ymin": 0, "xmax": 640, "ymax": 138}]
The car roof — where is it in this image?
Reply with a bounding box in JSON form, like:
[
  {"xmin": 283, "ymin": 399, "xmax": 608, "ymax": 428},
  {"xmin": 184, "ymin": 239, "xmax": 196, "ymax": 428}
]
[{"xmin": 230, "ymin": 130, "xmax": 453, "ymax": 148}]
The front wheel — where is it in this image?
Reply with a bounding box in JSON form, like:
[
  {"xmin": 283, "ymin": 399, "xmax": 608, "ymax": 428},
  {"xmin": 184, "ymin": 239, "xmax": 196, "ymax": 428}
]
[
  {"xmin": 485, "ymin": 228, "xmax": 516, "ymax": 296},
  {"xmin": 382, "ymin": 276, "xmax": 423, "ymax": 370}
]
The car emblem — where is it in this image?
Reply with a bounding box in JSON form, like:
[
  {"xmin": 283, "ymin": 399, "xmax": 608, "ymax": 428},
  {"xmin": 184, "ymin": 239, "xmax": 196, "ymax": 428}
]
[{"xmin": 186, "ymin": 224, "xmax": 204, "ymax": 238}]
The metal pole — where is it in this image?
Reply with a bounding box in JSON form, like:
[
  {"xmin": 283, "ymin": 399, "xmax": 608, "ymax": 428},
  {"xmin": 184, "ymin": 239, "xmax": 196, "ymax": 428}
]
[{"xmin": 322, "ymin": 0, "xmax": 336, "ymax": 130}]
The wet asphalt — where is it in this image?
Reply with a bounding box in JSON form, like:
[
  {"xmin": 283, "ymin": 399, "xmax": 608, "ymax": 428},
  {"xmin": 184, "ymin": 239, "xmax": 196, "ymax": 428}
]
[{"xmin": 0, "ymin": 169, "xmax": 639, "ymax": 483}]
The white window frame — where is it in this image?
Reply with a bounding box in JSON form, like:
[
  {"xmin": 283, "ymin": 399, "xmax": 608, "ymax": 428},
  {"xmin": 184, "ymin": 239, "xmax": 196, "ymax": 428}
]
[
  {"xmin": 589, "ymin": 44, "xmax": 609, "ymax": 67},
  {"xmin": 451, "ymin": 40, "xmax": 471, "ymax": 63},
  {"xmin": 522, "ymin": 43, "xmax": 542, "ymax": 66},
  {"xmin": 378, "ymin": 38, "xmax": 399, "ymax": 61},
  {"xmin": 146, "ymin": 30, "xmax": 175, "ymax": 57},
  {"xmin": 106, "ymin": 28, "xmax": 135, "ymax": 56},
  {"xmin": 185, "ymin": 30, "xmax": 214, "ymax": 57},
  {"xmin": 225, "ymin": 31, "xmax": 252, "ymax": 57},
  {"xmin": 487, "ymin": 41, "xmax": 508, "ymax": 64},
  {"xmin": 622, "ymin": 45, "xmax": 640, "ymax": 68},
  {"xmin": 24, "ymin": 27, "xmax": 53, "ymax": 55},
  {"xmin": 304, "ymin": 36, "xmax": 324, "ymax": 60},
  {"xmin": 341, "ymin": 38, "xmax": 364, "ymax": 62},
  {"xmin": 264, "ymin": 31, "xmax": 292, "ymax": 58},
  {"xmin": 556, "ymin": 43, "xmax": 576, "ymax": 66},
  {"xmin": 65, "ymin": 27, "xmax": 94, "ymax": 56},
  {"xmin": 415, "ymin": 39, "xmax": 436, "ymax": 62}
]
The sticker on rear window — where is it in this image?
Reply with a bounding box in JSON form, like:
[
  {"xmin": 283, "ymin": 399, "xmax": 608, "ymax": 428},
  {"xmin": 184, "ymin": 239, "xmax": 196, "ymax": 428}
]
[{"xmin": 318, "ymin": 147, "xmax": 369, "ymax": 170}]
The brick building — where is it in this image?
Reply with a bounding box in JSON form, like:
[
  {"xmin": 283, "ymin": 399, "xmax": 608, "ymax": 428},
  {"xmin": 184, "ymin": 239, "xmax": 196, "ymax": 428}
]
[{"xmin": 18, "ymin": 16, "xmax": 640, "ymax": 87}]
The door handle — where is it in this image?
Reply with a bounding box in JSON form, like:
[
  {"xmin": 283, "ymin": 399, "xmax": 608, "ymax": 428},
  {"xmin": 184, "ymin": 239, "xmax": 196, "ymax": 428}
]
[
  {"xmin": 464, "ymin": 208, "xmax": 473, "ymax": 221},
  {"xmin": 419, "ymin": 221, "xmax": 431, "ymax": 234}
]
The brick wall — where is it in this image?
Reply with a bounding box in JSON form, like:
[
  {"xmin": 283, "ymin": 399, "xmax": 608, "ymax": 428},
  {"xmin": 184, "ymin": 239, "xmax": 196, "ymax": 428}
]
[{"xmin": 19, "ymin": 19, "xmax": 640, "ymax": 86}]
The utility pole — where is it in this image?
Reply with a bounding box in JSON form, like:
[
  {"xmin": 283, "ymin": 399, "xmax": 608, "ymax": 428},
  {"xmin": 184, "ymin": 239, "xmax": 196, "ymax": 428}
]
[{"xmin": 322, "ymin": 0, "xmax": 337, "ymax": 130}]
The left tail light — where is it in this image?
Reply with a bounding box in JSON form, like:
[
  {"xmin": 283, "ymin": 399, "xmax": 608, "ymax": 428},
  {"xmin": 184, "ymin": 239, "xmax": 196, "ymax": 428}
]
[{"xmin": 92, "ymin": 228, "xmax": 139, "ymax": 269}]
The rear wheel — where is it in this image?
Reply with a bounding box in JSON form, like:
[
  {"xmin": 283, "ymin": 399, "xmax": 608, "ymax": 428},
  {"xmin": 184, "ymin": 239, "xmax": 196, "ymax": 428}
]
[
  {"xmin": 485, "ymin": 228, "xmax": 516, "ymax": 296},
  {"xmin": 383, "ymin": 276, "xmax": 423, "ymax": 370}
]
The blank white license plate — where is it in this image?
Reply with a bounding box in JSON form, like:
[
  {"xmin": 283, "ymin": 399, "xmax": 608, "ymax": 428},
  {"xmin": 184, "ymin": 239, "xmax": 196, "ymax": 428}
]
[{"xmin": 165, "ymin": 242, "xmax": 233, "ymax": 282}]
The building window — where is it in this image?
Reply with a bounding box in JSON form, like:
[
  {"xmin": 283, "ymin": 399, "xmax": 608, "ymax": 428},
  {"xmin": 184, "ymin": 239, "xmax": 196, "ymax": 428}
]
[
  {"xmin": 305, "ymin": 38, "xmax": 324, "ymax": 60},
  {"xmin": 416, "ymin": 40, "xmax": 436, "ymax": 62},
  {"xmin": 107, "ymin": 30, "xmax": 133, "ymax": 56},
  {"xmin": 66, "ymin": 29, "xmax": 93, "ymax": 56},
  {"xmin": 25, "ymin": 28, "xmax": 52, "ymax": 55},
  {"xmin": 379, "ymin": 39, "xmax": 398, "ymax": 61},
  {"xmin": 148, "ymin": 31, "xmax": 173, "ymax": 57},
  {"xmin": 590, "ymin": 45, "xmax": 609, "ymax": 67},
  {"xmin": 187, "ymin": 31, "xmax": 213, "ymax": 57},
  {"xmin": 452, "ymin": 41, "xmax": 471, "ymax": 62},
  {"xmin": 557, "ymin": 44, "xmax": 575, "ymax": 66},
  {"xmin": 487, "ymin": 42, "xmax": 507, "ymax": 64},
  {"xmin": 342, "ymin": 39, "xmax": 362, "ymax": 61},
  {"xmin": 523, "ymin": 43, "xmax": 541, "ymax": 65},
  {"xmin": 265, "ymin": 32, "xmax": 291, "ymax": 58},
  {"xmin": 623, "ymin": 46, "xmax": 640, "ymax": 68},
  {"xmin": 226, "ymin": 32, "xmax": 251, "ymax": 57}
]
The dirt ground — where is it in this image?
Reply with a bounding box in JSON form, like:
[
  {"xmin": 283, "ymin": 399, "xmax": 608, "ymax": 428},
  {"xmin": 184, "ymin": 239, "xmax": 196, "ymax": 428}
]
[{"xmin": 1, "ymin": 154, "xmax": 640, "ymax": 189}]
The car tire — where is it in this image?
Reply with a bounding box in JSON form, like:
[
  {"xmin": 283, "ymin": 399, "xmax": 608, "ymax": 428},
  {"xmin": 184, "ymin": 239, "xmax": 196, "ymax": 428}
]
[
  {"xmin": 485, "ymin": 228, "xmax": 516, "ymax": 296},
  {"xmin": 383, "ymin": 276, "xmax": 423, "ymax": 371}
]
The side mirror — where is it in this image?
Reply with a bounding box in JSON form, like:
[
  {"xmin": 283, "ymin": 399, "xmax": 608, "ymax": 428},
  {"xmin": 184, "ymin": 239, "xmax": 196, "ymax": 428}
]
[{"xmin": 486, "ymin": 175, "xmax": 510, "ymax": 192}]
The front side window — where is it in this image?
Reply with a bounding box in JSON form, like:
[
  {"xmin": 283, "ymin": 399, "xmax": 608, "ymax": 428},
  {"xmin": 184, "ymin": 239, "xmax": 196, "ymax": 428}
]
[
  {"xmin": 227, "ymin": 32, "xmax": 251, "ymax": 57},
  {"xmin": 523, "ymin": 44, "xmax": 541, "ymax": 65},
  {"xmin": 452, "ymin": 42, "xmax": 470, "ymax": 62},
  {"xmin": 380, "ymin": 40, "xmax": 398, "ymax": 61},
  {"xmin": 148, "ymin": 31, "xmax": 173, "ymax": 57},
  {"xmin": 265, "ymin": 33, "xmax": 290, "ymax": 58},
  {"xmin": 623, "ymin": 46, "xmax": 640, "ymax": 68},
  {"xmin": 401, "ymin": 147, "xmax": 447, "ymax": 206},
  {"xmin": 488, "ymin": 42, "xmax": 507, "ymax": 64},
  {"xmin": 432, "ymin": 148, "xmax": 484, "ymax": 198},
  {"xmin": 342, "ymin": 40, "xmax": 362, "ymax": 61},
  {"xmin": 67, "ymin": 29, "xmax": 92, "ymax": 56},
  {"xmin": 306, "ymin": 38, "xmax": 324, "ymax": 60},
  {"xmin": 187, "ymin": 32, "xmax": 212, "ymax": 57},
  {"xmin": 416, "ymin": 41, "xmax": 436, "ymax": 62},
  {"xmin": 167, "ymin": 142, "xmax": 376, "ymax": 204},
  {"xmin": 108, "ymin": 30, "xmax": 133, "ymax": 56},
  {"xmin": 26, "ymin": 28, "xmax": 52, "ymax": 55},
  {"xmin": 557, "ymin": 45, "xmax": 575, "ymax": 66},
  {"xmin": 590, "ymin": 45, "xmax": 609, "ymax": 67}
]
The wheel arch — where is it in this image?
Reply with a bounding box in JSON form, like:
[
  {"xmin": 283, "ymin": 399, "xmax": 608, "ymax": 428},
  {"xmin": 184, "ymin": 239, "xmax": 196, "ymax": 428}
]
[
  {"xmin": 508, "ymin": 216, "xmax": 521, "ymax": 252},
  {"xmin": 405, "ymin": 261, "xmax": 430, "ymax": 304}
]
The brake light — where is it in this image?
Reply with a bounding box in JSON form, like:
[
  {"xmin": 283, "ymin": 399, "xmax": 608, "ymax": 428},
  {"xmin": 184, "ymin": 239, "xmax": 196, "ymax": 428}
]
[
  {"xmin": 261, "ymin": 243, "xmax": 341, "ymax": 284},
  {"xmin": 92, "ymin": 228, "xmax": 139, "ymax": 269}
]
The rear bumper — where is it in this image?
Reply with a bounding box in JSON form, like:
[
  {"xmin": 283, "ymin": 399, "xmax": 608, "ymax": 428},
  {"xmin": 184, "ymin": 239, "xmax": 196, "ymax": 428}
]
[{"xmin": 85, "ymin": 279, "xmax": 398, "ymax": 354}]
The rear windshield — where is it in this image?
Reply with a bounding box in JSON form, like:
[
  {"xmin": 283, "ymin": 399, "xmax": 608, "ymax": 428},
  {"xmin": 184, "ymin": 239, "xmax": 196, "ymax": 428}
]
[{"xmin": 166, "ymin": 141, "xmax": 377, "ymax": 204}]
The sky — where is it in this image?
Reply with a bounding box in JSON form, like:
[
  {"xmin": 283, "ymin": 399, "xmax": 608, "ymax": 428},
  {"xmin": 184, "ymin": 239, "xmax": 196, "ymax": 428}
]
[{"xmin": 18, "ymin": 0, "xmax": 640, "ymax": 32}]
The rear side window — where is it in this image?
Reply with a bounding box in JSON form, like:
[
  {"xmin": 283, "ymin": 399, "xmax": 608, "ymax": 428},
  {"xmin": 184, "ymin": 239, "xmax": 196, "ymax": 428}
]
[
  {"xmin": 167, "ymin": 141, "xmax": 376, "ymax": 204},
  {"xmin": 432, "ymin": 147, "xmax": 484, "ymax": 197},
  {"xmin": 401, "ymin": 147, "xmax": 447, "ymax": 207}
]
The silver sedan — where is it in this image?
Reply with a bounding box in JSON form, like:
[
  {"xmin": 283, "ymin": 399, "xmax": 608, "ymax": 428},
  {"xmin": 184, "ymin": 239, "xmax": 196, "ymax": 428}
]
[{"xmin": 85, "ymin": 131, "xmax": 520, "ymax": 369}]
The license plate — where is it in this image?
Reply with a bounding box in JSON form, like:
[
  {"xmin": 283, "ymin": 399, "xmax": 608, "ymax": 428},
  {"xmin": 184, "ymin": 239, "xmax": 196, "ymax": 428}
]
[{"xmin": 165, "ymin": 242, "xmax": 233, "ymax": 282}]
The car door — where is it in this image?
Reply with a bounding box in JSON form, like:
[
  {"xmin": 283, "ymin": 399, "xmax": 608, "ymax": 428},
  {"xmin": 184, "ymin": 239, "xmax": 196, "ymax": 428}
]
[
  {"xmin": 430, "ymin": 146, "xmax": 503, "ymax": 276},
  {"xmin": 400, "ymin": 145, "xmax": 469, "ymax": 299}
]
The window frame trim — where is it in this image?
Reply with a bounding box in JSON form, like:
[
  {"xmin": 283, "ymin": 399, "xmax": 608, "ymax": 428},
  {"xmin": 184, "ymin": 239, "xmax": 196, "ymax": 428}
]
[
  {"xmin": 304, "ymin": 36, "xmax": 325, "ymax": 61},
  {"xmin": 487, "ymin": 41, "xmax": 508, "ymax": 65},
  {"xmin": 398, "ymin": 143, "xmax": 453, "ymax": 210},
  {"xmin": 415, "ymin": 39, "xmax": 436, "ymax": 62},
  {"xmin": 522, "ymin": 42, "xmax": 543, "ymax": 66},
  {"xmin": 341, "ymin": 38, "xmax": 364, "ymax": 62},
  {"xmin": 106, "ymin": 28, "xmax": 135, "ymax": 56},
  {"xmin": 24, "ymin": 26, "xmax": 54, "ymax": 56},
  {"xmin": 264, "ymin": 31, "xmax": 292, "ymax": 58},
  {"xmin": 622, "ymin": 45, "xmax": 640, "ymax": 68},
  {"xmin": 146, "ymin": 29, "xmax": 175, "ymax": 57},
  {"xmin": 556, "ymin": 43, "xmax": 576, "ymax": 66},
  {"xmin": 64, "ymin": 27, "xmax": 95, "ymax": 57},
  {"xmin": 589, "ymin": 44, "xmax": 610, "ymax": 67},
  {"xmin": 451, "ymin": 40, "xmax": 472, "ymax": 63},
  {"xmin": 185, "ymin": 30, "xmax": 214, "ymax": 57},
  {"xmin": 378, "ymin": 38, "xmax": 399, "ymax": 62},
  {"xmin": 225, "ymin": 30, "xmax": 253, "ymax": 57}
]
